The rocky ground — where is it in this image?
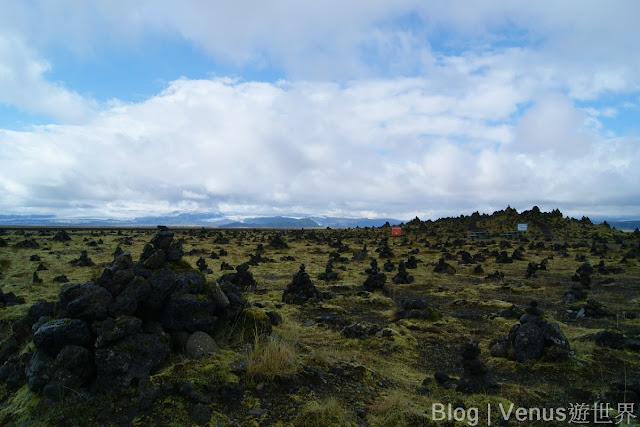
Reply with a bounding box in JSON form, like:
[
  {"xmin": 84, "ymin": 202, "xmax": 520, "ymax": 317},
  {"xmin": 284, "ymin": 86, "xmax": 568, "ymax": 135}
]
[{"xmin": 0, "ymin": 207, "xmax": 639, "ymax": 426}]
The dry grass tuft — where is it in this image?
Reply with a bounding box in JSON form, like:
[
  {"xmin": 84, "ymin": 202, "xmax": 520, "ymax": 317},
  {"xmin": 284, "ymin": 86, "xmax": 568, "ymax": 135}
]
[
  {"xmin": 246, "ymin": 334, "xmax": 299, "ymax": 381},
  {"xmin": 293, "ymin": 397, "xmax": 356, "ymax": 426}
]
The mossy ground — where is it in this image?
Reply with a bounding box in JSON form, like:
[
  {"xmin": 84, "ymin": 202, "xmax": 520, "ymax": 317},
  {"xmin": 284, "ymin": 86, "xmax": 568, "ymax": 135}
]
[{"xmin": 0, "ymin": 216, "xmax": 639, "ymax": 426}]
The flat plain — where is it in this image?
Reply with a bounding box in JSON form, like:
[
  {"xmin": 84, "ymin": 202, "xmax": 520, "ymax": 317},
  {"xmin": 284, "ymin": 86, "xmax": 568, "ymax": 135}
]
[{"xmin": 1, "ymin": 207, "xmax": 639, "ymax": 426}]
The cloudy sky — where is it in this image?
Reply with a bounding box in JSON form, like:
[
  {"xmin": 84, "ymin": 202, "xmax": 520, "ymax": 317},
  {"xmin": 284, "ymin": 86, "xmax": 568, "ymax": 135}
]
[{"xmin": 1, "ymin": 1, "xmax": 639, "ymax": 221}]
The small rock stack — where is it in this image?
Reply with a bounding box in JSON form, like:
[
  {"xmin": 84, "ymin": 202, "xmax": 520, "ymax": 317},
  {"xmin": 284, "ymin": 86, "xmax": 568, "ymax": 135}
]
[
  {"xmin": 491, "ymin": 300, "xmax": 571, "ymax": 362},
  {"xmin": 392, "ymin": 261, "xmax": 414, "ymax": 284},
  {"xmin": 363, "ymin": 259, "xmax": 388, "ymax": 294},
  {"xmin": 433, "ymin": 258, "xmax": 456, "ymax": 274},
  {"xmin": 456, "ymin": 338, "xmax": 497, "ymax": 393},
  {"xmin": 282, "ymin": 264, "xmax": 321, "ymax": 304}
]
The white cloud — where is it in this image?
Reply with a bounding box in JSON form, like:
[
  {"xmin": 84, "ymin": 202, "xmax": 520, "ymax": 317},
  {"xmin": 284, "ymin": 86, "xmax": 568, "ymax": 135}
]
[
  {"xmin": 0, "ymin": 35, "xmax": 95, "ymax": 122},
  {"xmin": 0, "ymin": 77, "xmax": 639, "ymax": 219},
  {"xmin": 0, "ymin": 1, "xmax": 639, "ymax": 219}
]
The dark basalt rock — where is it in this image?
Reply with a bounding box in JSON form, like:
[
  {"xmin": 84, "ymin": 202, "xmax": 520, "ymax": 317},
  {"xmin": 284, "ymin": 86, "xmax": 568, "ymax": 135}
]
[
  {"xmin": 405, "ymin": 255, "xmax": 419, "ymax": 269},
  {"xmin": 362, "ymin": 259, "xmax": 388, "ymax": 294},
  {"xmin": 493, "ymin": 301, "xmax": 570, "ymax": 363},
  {"xmin": 282, "ymin": 264, "xmax": 321, "ymax": 304},
  {"xmin": 456, "ymin": 338, "xmax": 497, "ymax": 393},
  {"xmin": 594, "ymin": 331, "xmax": 626, "ymax": 350},
  {"xmin": 571, "ymin": 262, "xmax": 594, "ymax": 288},
  {"xmin": 52, "ymin": 230, "xmax": 71, "ymax": 242},
  {"xmin": 14, "ymin": 238, "xmax": 39, "ymax": 249},
  {"xmin": 0, "ymin": 290, "xmax": 25, "ymax": 307},
  {"xmin": 342, "ymin": 321, "xmax": 381, "ymax": 339},
  {"xmin": 383, "ymin": 259, "xmax": 396, "ymax": 272},
  {"xmin": 33, "ymin": 318, "xmax": 93, "ymax": 355},
  {"xmin": 58, "ymin": 283, "xmax": 113, "ymax": 321},
  {"xmin": 485, "ymin": 270, "xmax": 504, "ymax": 281},
  {"xmin": 317, "ymin": 260, "xmax": 339, "ymax": 282},
  {"xmin": 392, "ymin": 261, "xmax": 414, "ymax": 284},
  {"xmin": 433, "ymin": 258, "xmax": 456, "ymax": 274},
  {"xmin": 218, "ymin": 262, "xmax": 257, "ymax": 291},
  {"xmin": 495, "ymin": 251, "xmax": 513, "ymax": 263},
  {"xmin": 267, "ymin": 233, "xmax": 289, "ymax": 249},
  {"xmin": 396, "ymin": 298, "xmax": 441, "ymax": 321},
  {"xmin": 7, "ymin": 227, "xmax": 248, "ymax": 399},
  {"xmin": 94, "ymin": 333, "xmax": 170, "ymax": 392},
  {"xmin": 162, "ymin": 293, "xmax": 218, "ymax": 333},
  {"xmin": 70, "ymin": 250, "xmax": 95, "ymax": 267}
]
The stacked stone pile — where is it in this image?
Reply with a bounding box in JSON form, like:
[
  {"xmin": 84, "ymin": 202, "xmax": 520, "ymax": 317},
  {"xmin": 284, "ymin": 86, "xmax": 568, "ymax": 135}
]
[{"xmin": 0, "ymin": 226, "xmax": 247, "ymax": 400}]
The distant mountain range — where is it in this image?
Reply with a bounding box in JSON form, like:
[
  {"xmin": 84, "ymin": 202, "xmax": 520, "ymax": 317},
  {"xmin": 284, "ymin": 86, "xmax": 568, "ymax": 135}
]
[
  {"xmin": 605, "ymin": 220, "xmax": 640, "ymax": 231},
  {"xmin": 1, "ymin": 211, "xmax": 638, "ymax": 230},
  {"xmin": 0, "ymin": 212, "xmax": 402, "ymax": 228}
]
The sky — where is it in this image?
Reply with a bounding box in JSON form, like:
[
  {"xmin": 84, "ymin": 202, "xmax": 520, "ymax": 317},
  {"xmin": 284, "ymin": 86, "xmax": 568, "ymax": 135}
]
[{"xmin": 1, "ymin": 1, "xmax": 639, "ymax": 221}]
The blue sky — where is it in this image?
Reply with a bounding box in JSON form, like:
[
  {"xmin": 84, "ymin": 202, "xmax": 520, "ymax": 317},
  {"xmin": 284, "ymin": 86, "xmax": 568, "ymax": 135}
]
[{"xmin": 1, "ymin": 1, "xmax": 639, "ymax": 220}]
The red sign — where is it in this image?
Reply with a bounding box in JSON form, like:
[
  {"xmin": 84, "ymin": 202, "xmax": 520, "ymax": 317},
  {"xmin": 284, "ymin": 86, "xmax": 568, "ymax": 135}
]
[{"xmin": 391, "ymin": 227, "xmax": 402, "ymax": 236}]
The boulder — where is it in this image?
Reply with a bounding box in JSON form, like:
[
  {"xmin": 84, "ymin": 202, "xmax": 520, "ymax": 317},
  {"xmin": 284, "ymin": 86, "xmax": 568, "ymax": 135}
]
[
  {"xmin": 59, "ymin": 283, "xmax": 113, "ymax": 321},
  {"xmin": 162, "ymin": 293, "xmax": 218, "ymax": 333},
  {"xmin": 512, "ymin": 322, "xmax": 544, "ymax": 361},
  {"xmin": 94, "ymin": 333, "xmax": 169, "ymax": 391},
  {"xmin": 433, "ymin": 258, "xmax": 456, "ymax": 274},
  {"xmin": 33, "ymin": 318, "xmax": 92, "ymax": 355},
  {"xmin": 185, "ymin": 331, "xmax": 219, "ymax": 359}
]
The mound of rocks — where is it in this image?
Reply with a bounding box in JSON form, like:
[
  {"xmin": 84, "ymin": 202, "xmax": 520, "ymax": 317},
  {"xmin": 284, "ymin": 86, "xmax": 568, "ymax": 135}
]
[
  {"xmin": 282, "ymin": 264, "xmax": 321, "ymax": 304},
  {"xmin": 383, "ymin": 259, "xmax": 396, "ymax": 272},
  {"xmin": 362, "ymin": 260, "xmax": 388, "ymax": 294},
  {"xmin": 52, "ymin": 230, "xmax": 72, "ymax": 242},
  {"xmin": 490, "ymin": 301, "xmax": 570, "ymax": 362},
  {"xmin": 342, "ymin": 321, "xmax": 381, "ymax": 339},
  {"xmin": 14, "ymin": 238, "xmax": 39, "ymax": 249},
  {"xmin": 495, "ymin": 251, "xmax": 513, "ymax": 263},
  {"xmin": 433, "ymin": 258, "xmax": 455, "ymax": 274},
  {"xmin": 375, "ymin": 238, "xmax": 394, "ymax": 258},
  {"xmin": 485, "ymin": 270, "xmax": 504, "ymax": 281},
  {"xmin": 0, "ymin": 290, "xmax": 24, "ymax": 307},
  {"xmin": 0, "ymin": 226, "xmax": 247, "ymax": 401},
  {"xmin": 571, "ymin": 262, "xmax": 593, "ymax": 288},
  {"xmin": 69, "ymin": 250, "xmax": 95, "ymax": 267},
  {"xmin": 392, "ymin": 261, "xmax": 414, "ymax": 284},
  {"xmin": 395, "ymin": 298, "xmax": 441, "ymax": 321},
  {"xmin": 594, "ymin": 330, "xmax": 640, "ymax": 351},
  {"xmin": 218, "ymin": 262, "xmax": 257, "ymax": 291},
  {"xmin": 317, "ymin": 260, "xmax": 339, "ymax": 282},
  {"xmin": 565, "ymin": 299, "xmax": 614, "ymax": 319},
  {"xmin": 456, "ymin": 338, "xmax": 497, "ymax": 393},
  {"xmin": 267, "ymin": 233, "xmax": 289, "ymax": 249}
]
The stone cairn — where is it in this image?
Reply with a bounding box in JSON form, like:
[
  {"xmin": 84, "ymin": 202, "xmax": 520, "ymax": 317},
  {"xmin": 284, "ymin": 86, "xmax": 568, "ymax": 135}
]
[
  {"xmin": 392, "ymin": 261, "xmax": 414, "ymax": 284},
  {"xmin": 0, "ymin": 226, "xmax": 246, "ymax": 401},
  {"xmin": 362, "ymin": 259, "xmax": 389, "ymax": 294},
  {"xmin": 490, "ymin": 300, "xmax": 570, "ymax": 362},
  {"xmin": 282, "ymin": 264, "xmax": 321, "ymax": 304}
]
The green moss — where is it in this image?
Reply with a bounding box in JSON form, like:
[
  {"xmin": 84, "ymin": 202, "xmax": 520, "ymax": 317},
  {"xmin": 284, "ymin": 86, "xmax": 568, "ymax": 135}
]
[
  {"xmin": 0, "ymin": 385, "xmax": 41, "ymax": 426},
  {"xmin": 168, "ymin": 259, "xmax": 197, "ymax": 275},
  {"xmin": 233, "ymin": 308, "xmax": 273, "ymax": 341},
  {"xmin": 293, "ymin": 397, "xmax": 357, "ymax": 426}
]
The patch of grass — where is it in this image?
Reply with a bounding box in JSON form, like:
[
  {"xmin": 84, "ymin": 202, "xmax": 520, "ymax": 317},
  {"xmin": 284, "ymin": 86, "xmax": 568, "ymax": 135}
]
[
  {"xmin": 366, "ymin": 390, "xmax": 430, "ymax": 427},
  {"xmin": 246, "ymin": 334, "xmax": 300, "ymax": 381},
  {"xmin": 293, "ymin": 397, "xmax": 357, "ymax": 427},
  {"xmin": 0, "ymin": 385, "xmax": 41, "ymax": 426}
]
